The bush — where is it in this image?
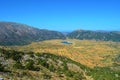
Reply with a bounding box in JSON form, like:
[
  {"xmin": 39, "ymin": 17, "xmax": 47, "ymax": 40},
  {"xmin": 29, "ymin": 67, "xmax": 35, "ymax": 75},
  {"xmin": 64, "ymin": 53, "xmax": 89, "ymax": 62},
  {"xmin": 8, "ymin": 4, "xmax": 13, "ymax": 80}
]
[
  {"xmin": 73, "ymin": 73, "xmax": 84, "ymax": 80},
  {"xmin": 65, "ymin": 70, "xmax": 74, "ymax": 77},
  {"xmin": 43, "ymin": 73, "xmax": 51, "ymax": 79},
  {"xmin": 25, "ymin": 59, "xmax": 34, "ymax": 70},
  {"xmin": 0, "ymin": 62, "xmax": 4, "ymax": 72},
  {"xmin": 48, "ymin": 65, "xmax": 56, "ymax": 72},
  {"xmin": 13, "ymin": 61, "xmax": 23, "ymax": 69},
  {"xmin": 38, "ymin": 59, "xmax": 49, "ymax": 68}
]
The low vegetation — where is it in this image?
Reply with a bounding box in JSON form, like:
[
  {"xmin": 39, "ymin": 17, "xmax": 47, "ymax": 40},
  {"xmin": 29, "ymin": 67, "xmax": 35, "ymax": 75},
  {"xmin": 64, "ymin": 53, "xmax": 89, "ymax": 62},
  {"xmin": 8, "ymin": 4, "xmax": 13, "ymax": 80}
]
[{"xmin": 0, "ymin": 48, "xmax": 120, "ymax": 80}]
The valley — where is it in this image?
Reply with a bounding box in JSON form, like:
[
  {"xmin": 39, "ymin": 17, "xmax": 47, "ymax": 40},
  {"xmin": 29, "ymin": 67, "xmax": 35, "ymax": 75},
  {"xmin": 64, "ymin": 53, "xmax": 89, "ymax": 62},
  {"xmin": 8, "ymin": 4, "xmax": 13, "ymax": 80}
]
[
  {"xmin": 0, "ymin": 22, "xmax": 120, "ymax": 80},
  {"xmin": 9, "ymin": 39, "xmax": 120, "ymax": 68},
  {"xmin": 1, "ymin": 0, "xmax": 120, "ymax": 79}
]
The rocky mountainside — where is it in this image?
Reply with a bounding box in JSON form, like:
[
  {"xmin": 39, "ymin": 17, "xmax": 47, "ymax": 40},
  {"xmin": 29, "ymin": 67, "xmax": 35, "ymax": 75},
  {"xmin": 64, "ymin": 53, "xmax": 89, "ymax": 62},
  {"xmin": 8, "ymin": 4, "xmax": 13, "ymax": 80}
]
[
  {"xmin": 67, "ymin": 30, "xmax": 120, "ymax": 42},
  {"xmin": 1, "ymin": 22, "xmax": 120, "ymax": 46},
  {"xmin": 0, "ymin": 22, "xmax": 65, "ymax": 45}
]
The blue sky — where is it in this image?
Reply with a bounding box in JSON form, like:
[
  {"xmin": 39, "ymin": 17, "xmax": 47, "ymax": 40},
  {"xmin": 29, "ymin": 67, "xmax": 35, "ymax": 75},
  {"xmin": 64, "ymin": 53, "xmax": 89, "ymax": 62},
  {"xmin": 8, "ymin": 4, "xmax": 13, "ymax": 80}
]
[{"xmin": 0, "ymin": 0, "xmax": 120, "ymax": 31}]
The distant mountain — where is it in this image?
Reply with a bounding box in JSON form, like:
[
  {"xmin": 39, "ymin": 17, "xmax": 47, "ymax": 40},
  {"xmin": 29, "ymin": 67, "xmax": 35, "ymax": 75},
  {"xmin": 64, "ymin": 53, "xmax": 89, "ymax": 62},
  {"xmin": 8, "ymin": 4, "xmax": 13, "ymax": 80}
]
[
  {"xmin": 61, "ymin": 31, "xmax": 72, "ymax": 37},
  {"xmin": 0, "ymin": 22, "xmax": 65, "ymax": 45},
  {"xmin": 67, "ymin": 29, "xmax": 120, "ymax": 42}
]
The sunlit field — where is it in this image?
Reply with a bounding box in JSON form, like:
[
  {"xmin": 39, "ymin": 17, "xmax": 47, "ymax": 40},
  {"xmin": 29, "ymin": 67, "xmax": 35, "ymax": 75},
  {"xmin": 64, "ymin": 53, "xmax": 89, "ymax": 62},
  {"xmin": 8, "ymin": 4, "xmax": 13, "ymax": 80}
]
[{"xmin": 9, "ymin": 39, "xmax": 120, "ymax": 68}]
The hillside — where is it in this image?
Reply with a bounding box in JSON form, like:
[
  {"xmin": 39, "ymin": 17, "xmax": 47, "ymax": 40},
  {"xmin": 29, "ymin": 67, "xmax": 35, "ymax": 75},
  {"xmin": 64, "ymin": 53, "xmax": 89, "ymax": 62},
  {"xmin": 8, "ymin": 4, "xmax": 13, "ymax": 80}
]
[
  {"xmin": 67, "ymin": 30, "xmax": 120, "ymax": 42},
  {"xmin": 0, "ymin": 48, "xmax": 92, "ymax": 80},
  {"xmin": 0, "ymin": 48, "xmax": 120, "ymax": 80},
  {"xmin": 0, "ymin": 22, "xmax": 65, "ymax": 45}
]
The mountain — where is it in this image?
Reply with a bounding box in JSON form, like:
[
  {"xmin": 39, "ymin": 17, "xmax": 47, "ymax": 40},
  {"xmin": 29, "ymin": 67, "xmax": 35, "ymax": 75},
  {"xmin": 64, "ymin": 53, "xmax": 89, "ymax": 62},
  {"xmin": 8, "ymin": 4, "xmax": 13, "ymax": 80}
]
[
  {"xmin": 1, "ymin": 22, "xmax": 120, "ymax": 46},
  {"xmin": 0, "ymin": 22, "xmax": 65, "ymax": 45},
  {"xmin": 0, "ymin": 48, "xmax": 120, "ymax": 80},
  {"xmin": 67, "ymin": 30, "xmax": 120, "ymax": 42}
]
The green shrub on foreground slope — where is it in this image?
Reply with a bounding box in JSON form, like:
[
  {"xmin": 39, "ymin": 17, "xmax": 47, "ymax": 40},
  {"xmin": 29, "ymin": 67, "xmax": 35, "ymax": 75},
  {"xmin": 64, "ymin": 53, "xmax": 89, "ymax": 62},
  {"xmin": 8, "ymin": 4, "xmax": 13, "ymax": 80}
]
[{"xmin": 0, "ymin": 48, "xmax": 120, "ymax": 80}]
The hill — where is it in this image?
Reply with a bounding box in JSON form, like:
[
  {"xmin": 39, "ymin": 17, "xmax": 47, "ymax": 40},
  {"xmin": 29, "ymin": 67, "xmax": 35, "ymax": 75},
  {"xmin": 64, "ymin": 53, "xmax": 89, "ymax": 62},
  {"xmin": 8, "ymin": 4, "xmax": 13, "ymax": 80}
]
[
  {"xmin": 67, "ymin": 30, "xmax": 120, "ymax": 42},
  {"xmin": 0, "ymin": 48, "xmax": 120, "ymax": 80},
  {"xmin": 0, "ymin": 22, "xmax": 65, "ymax": 45}
]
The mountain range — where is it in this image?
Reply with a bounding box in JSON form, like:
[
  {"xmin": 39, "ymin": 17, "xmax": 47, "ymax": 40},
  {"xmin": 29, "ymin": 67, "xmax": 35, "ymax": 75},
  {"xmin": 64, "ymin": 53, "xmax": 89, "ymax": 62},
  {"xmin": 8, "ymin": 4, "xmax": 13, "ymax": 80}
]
[
  {"xmin": 0, "ymin": 22, "xmax": 120, "ymax": 45},
  {"xmin": 0, "ymin": 22, "xmax": 65, "ymax": 45},
  {"xmin": 67, "ymin": 30, "xmax": 120, "ymax": 42}
]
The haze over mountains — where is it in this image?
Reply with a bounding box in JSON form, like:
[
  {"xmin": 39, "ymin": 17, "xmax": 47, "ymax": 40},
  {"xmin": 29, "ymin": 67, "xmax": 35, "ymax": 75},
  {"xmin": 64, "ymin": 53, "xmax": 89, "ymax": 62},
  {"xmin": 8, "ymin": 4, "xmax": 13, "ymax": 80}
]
[{"xmin": 0, "ymin": 22, "xmax": 120, "ymax": 45}]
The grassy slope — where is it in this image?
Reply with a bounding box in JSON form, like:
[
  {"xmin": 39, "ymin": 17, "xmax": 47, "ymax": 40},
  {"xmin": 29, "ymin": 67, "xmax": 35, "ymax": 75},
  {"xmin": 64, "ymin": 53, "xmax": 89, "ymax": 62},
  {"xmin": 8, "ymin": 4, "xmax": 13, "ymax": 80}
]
[
  {"xmin": 0, "ymin": 49, "xmax": 120, "ymax": 80},
  {"xmin": 10, "ymin": 39, "xmax": 120, "ymax": 68},
  {"xmin": 0, "ymin": 49, "xmax": 92, "ymax": 80}
]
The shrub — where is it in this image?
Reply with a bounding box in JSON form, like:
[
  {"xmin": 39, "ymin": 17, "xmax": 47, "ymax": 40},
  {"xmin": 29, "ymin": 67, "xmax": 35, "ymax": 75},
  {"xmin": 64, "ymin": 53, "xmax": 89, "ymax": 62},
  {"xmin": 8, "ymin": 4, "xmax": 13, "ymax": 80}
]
[
  {"xmin": 0, "ymin": 62, "xmax": 4, "ymax": 72},
  {"xmin": 65, "ymin": 70, "xmax": 74, "ymax": 77},
  {"xmin": 13, "ymin": 61, "xmax": 23, "ymax": 69},
  {"xmin": 25, "ymin": 59, "xmax": 34, "ymax": 70},
  {"xmin": 48, "ymin": 65, "xmax": 56, "ymax": 72},
  {"xmin": 43, "ymin": 73, "xmax": 51, "ymax": 79}
]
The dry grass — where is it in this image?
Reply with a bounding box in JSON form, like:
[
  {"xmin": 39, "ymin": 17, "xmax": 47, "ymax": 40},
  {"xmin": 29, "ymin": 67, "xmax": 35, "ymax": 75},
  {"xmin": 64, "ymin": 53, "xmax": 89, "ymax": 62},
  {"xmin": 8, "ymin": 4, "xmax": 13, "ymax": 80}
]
[{"xmin": 9, "ymin": 39, "xmax": 120, "ymax": 68}]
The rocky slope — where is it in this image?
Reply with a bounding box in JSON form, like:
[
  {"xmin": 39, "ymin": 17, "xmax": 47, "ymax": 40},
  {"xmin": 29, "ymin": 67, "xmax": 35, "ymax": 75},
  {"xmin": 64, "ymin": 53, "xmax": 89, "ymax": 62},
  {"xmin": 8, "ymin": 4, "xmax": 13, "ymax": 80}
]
[{"xmin": 0, "ymin": 22, "xmax": 65, "ymax": 45}]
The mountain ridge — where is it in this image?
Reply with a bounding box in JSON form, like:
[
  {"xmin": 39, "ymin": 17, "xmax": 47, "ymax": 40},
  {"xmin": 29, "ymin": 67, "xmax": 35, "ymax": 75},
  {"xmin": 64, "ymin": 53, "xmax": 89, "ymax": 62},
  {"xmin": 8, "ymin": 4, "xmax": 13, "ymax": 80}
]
[
  {"xmin": 0, "ymin": 22, "xmax": 65, "ymax": 45},
  {"xmin": 0, "ymin": 22, "xmax": 120, "ymax": 46},
  {"xmin": 67, "ymin": 29, "xmax": 120, "ymax": 42}
]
